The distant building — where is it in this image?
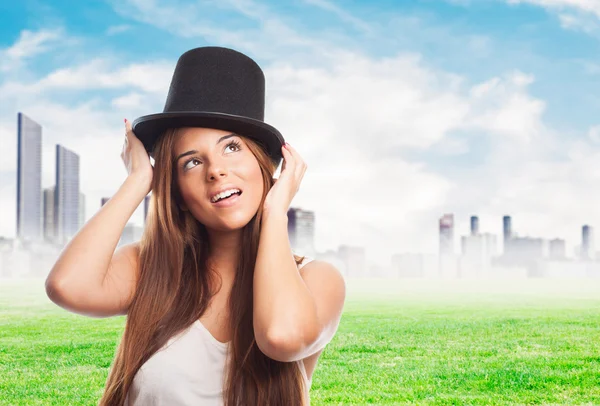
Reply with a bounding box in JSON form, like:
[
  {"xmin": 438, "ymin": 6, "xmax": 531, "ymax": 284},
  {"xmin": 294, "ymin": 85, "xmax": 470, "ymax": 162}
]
[
  {"xmin": 439, "ymin": 213, "xmax": 457, "ymax": 277},
  {"xmin": 548, "ymin": 238, "xmax": 566, "ymax": 260},
  {"xmin": 79, "ymin": 192, "xmax": 86, "ymax": 229},
  {"xmin": 144, "ymin": 195, "xmax": 151, "ymax": 225},
  {"xmin": 470, "ymin": 216, "xmax": 479, "ymax": 236},
  {"xmin": 287, "ymin": 208, "xmax": 315, "ymax": 257},
  {"xmin": 582, "ymin": 225, "xmax": 594, "ymax": 261},
  {"xmin": 55, "ymin": 145, "xmax": 80, "ymax": 244},
  {"xmin": 314, "ymin": 249, "xmax": 346, "ymax": 276},
  {"xmin": 439, "ymin": 213, "xmax": 454, "ymax": 255},
  {"xmin": 119, "ymin": 223, "xmax": 144, "ymax": 246},
  {"xmin": 338, "ymin": 245, "xmax": 366, "ymax": 278},
  {"xmin": 16, "ymin": 113, "xmax": 43, "ymax": 242},
  {"xmin": 503, "ymin": 215, "xmax": 512, "ymax": 254},
  {"xmin": 43, "ymin": 186, "xmax": 56, "ymax": 243},
  {"xmin": 460, "ymin": 232, "xmax": 497, "ymax": 278}
]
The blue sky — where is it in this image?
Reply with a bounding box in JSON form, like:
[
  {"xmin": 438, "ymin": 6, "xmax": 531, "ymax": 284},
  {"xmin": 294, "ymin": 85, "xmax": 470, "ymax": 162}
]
[{"xmin": 1, "ymin": 0, "xmax": 600, "ymax": 265}]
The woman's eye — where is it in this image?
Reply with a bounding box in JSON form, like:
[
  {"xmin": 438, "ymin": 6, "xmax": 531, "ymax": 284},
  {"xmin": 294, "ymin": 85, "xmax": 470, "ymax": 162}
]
[
  {"xmin": 184, "ymin": 158, "xmax": 200, "ymax": 171},
  {"xmin": 183, "ymin": 142, "xmax": 240, "ymax": 171},
  {"xmin": 226, "ymin": 142, "xmax": 241, "ymax": 152}
]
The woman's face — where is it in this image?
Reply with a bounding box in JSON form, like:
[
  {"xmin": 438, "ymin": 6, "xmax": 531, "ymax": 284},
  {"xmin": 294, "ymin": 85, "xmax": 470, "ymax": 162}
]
[{"xmin": 173, "ymin": 127, "xmax": 264, "ymax": 231}]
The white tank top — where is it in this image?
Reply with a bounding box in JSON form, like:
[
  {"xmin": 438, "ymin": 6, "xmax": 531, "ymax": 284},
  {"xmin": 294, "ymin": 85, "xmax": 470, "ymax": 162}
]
[{"xmin": 125, "ymin": 256, "xmax": 314, "ymax": 405}]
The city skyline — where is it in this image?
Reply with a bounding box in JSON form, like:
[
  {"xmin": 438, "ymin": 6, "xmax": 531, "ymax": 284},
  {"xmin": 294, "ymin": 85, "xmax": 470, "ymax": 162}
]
[
  {"xmin": 7, "ymin": 109, "xmax": 599, "ymax": 265},
  {"xmin": 13, "ymin": 113, "xmax": 86, "ymax": 246},
  {"xmin": 2, "ymin": 2, "xmax": 600, "ymax": 266}
]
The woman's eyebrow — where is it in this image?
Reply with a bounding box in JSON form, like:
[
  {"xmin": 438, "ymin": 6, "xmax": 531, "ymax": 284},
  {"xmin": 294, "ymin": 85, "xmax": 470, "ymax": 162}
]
[{"xmin": 175, "ymin": 133, "xmax": 237, "ymax": 163}]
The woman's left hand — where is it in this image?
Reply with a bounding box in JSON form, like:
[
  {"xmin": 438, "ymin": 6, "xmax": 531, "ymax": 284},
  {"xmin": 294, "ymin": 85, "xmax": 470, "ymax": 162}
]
[{"xmin": 262, "ymin": 142, "xmax": 307, "ymax": 218}]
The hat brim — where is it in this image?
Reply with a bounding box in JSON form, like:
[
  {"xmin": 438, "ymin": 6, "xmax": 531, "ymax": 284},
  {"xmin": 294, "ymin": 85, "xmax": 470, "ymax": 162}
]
[{"xmin": 132, "ymin": 112, "xmax": 285, "ymax": 165}]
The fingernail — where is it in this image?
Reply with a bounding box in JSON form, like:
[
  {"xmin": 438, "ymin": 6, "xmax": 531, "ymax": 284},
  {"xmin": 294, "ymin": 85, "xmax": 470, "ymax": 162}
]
[{"xmin": 124, "ymin": 118, "xmax": 127, "ymax": 124}]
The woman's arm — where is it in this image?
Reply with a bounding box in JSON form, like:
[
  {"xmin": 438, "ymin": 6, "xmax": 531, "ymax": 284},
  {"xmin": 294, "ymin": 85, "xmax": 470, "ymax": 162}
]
[
  {"xmin": 45, "ymin": 174, "xmax": 150, "ymax": 307},
  {"xmin": 252, "ymin": 211, "xmax": 320, "ymax": 359},
  {"xmin": 45, "ymin": 119, "xmax": 153, "ymax": 315}
]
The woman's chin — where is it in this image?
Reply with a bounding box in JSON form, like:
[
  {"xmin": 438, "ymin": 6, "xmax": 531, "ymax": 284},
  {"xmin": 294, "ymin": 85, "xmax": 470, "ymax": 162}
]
[{"xmin": 206, "ymin": 216, "xmax": 252, "ymax": 232}]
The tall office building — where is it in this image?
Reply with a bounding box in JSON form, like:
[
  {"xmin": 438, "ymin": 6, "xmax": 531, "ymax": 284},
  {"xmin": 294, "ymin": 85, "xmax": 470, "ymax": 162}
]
[
  {"xmin": 144, "ymin": 194, "xmax": 151, "ymax": 225},
  {"xmin": 548, "ymin": 238, "xmax": 566, "ymax": 260},
  {"xmin": 503, "ymin": 215, "xmax": 512, "ymax": 254},
  {"xmin": 287, "ymin": 208, "xmax": 315, "ymax": 257},
  {"xmin": 439, "ymin": 213, "xmax": 458, "ymax": 278},
  {"xmin": 16, "ymin": 113, "xmax": 43, "ymax": 242},
  {"xmin": 470, "ymin": 216, "xmax": 479, "ymax": 236},
  {"xmin": 338, "ymin": 245, "xmax": 366, "ymax": 278},
  {"xmin": 582, "ymin": 225, "xmax": 594, "ymax": 260},
  {"xmin": 119, "ymin": 223, "xmax": 144, "ymax": 247},
  {"xmin": 79, "ymin": 192, "xmax": 86, "ymax": 229},
  {"xmin": 439, "ymin": 213, "xmax": 454, "ymax": 255},
  {"xmin": 55, "ymin": 145, "xmax": 80, "ymax": 244},
  {"xmin": 43, "ymin": 186, "xmax": 55, "ymax": 242},
  {"xmin": 460, "ymin": 232, "xmax": 497, "ymax": 278}
]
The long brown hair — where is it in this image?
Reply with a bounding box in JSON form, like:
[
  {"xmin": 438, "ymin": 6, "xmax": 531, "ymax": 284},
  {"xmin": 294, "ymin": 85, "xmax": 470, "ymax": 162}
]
[{"xmin": 99, "ymin": 128, "xmax": 309, "ymax": 405}]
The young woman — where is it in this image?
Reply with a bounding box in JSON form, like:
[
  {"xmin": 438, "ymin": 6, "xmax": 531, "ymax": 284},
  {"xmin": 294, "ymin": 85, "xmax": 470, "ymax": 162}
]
[{"xmin": 45, "ymin": 47, "xmax": 346, "ymax": 406}]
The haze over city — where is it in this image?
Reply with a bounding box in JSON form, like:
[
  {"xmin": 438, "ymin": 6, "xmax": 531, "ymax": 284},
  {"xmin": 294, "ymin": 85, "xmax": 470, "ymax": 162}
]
[{"xmin": 2, "ymin": 0, "xmax": 600, "ymax": 275}]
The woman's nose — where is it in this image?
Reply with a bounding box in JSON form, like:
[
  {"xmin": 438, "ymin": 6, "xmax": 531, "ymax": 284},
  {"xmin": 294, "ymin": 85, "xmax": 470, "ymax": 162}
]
[{"xmin": 206, "ymin": 160, "xmax": 228, "ymax": 179}]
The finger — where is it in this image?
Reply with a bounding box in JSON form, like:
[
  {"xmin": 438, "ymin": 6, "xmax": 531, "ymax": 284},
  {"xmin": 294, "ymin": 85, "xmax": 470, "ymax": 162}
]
[
  {"xmin": 283, "ymin": 143, "xmax": 295, "ymax": 163},
  {"xmin": 285, "ymin": 144, "xmax": 304, "ymax": 176},
  {"xmin": 285, "ymin": 143, "xmax": 302, "ymax": 167},
  {"xmin": 123, "ymin": 120, "xmax": 130, "ymax": 145},
  {"xmin": 280, "ymin": 145, "xmax": 293, "ymax": 178}
]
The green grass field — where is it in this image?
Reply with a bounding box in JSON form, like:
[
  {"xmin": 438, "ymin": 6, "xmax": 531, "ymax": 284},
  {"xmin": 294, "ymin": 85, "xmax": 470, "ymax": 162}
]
[{"xmin": 1, "ymin": 277, "xmax": 600, "ymax": 405}]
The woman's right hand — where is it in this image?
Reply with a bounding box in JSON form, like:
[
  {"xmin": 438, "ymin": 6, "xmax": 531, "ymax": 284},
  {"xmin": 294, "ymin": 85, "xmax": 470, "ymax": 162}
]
[{"xmin": 121, "ymin": 118, "xmax": 153, "ymax": 194}]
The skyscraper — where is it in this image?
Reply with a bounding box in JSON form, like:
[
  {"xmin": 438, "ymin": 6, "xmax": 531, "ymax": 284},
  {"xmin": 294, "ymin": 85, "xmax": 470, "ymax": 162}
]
[
  {"xmin": 470, "ymin": 216, "xmax": 479, "ymax": 236},
  {"xmin": 79, "ymin": 192, "xmax": 86, "ymax": 229},
  {"xmin": 503, "ymin": 215, "xmax": 512, "ymax": 254},
  {"xmin": 43, "ymin": 186, "xmax": 55, "ymax": 243},
  {"xmin": 16, "ymin": 113, "xmax": 43, "ymax": 242},
  {"xmin": 439, "ymin": 213, "xmax": 458, "ymax": 278},
  {"xmin": 439, "ymin": 213, "xmax": 454, "ymax": 255},
  {"xmin": 582, "ymin": 225, "xmax": 594, "ymax": 260},
  {"xmin": 287, "ymin": 208, "xmax": 315, "ymax": 257},
  {"xmin": 548, "ymin": 238, "xmax": 566, "ymax": 260},
  {"xmin": 144, "ymin": 194, "xmax": 151, "ymax": 225},
  {"xmin": 55, "ymin": 145, "xmax": 80, "ymax": 244}
]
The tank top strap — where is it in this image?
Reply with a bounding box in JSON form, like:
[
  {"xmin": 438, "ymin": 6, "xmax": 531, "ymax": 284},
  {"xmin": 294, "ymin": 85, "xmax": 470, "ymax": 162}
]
[{"xmin": 298, "ymin": 256, "xmax": 314, "ymax": 270}]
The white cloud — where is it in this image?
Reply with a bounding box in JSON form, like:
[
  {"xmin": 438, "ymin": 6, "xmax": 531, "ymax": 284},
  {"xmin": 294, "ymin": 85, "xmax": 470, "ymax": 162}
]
[
  {"xmin": 2, "ymin": 6, "xmax": 599, "ymax": 268},
  {"xmin": 110, "ymin": 0, "xmax": 336, "ymax": 61},
  {"xmin": 301, "ymin": 0, "xmax": 374, "ymax": 35},
  {"xmin": 0, "ymin": 58, "xmax": 173, "ymax": 98},
  {"xmin": 111, "ymin": 92, "xmax": 147, "ymax": 109},
  {"xmin": 508, "ymin": 0, "xmax": 600, "ymax": 18},
  {"xmin": 466, "ymin": 71, "xmax": 545, "ymax": 143},
  {"xmin": 558, "ymin": 11, "xmax": 600, "ymax": 34},
  {"xmin": 508, "ymin": 0, "xmax": 600, "ymax": 34},
  {"xmin": 0, "ymin": 28, "xmax": 64, "ymax": 72}
]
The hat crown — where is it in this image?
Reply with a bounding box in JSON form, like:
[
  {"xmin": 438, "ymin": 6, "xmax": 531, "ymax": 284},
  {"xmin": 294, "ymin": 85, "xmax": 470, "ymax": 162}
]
[
  {"xmin": 163, "ymin": 46, "xmax": 266, "ymax": 120},
  {"xmin": 131, "ymin": 46, "xmax": 284, "ymax": 166}
]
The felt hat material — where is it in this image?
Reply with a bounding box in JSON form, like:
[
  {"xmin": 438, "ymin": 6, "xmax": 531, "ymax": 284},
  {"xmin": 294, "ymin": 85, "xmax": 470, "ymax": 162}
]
[{"xmin": 132, "ymin": 46, "xmax": 285, "ymax": 166}]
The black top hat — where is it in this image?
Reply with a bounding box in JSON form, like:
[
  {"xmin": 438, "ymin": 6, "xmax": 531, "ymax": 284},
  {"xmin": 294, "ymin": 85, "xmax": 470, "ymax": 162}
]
[{"xmin": 132, "ymin": 46, "xmax": 285, "ymax": 166}]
